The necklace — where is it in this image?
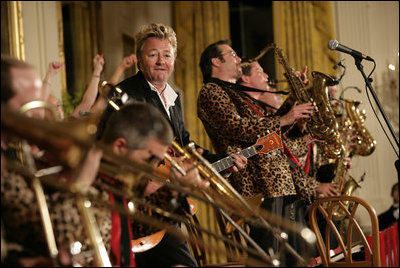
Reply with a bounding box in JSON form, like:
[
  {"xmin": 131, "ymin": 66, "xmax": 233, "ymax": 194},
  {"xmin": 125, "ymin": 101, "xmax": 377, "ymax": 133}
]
[
  {"xmin": 160, "ymin": 87, "xmax": 166, "ymax": 95},
  {"xmin": 159, "ymin": 86, "xmax": 167, "ymax": 106}
]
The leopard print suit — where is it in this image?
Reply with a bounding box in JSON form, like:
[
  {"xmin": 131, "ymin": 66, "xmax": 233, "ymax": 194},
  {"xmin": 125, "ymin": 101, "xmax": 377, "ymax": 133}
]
[
  {"xmin": 1, "ymin": 167, "xmax": 182, "ymax": 266},
  {"xmin": 197, "ymin": 79, "xmax": 316, "ymax": 202}
]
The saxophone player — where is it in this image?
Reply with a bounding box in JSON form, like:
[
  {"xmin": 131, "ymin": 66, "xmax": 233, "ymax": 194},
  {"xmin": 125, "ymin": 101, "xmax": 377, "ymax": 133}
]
[
  {"xmin": 238, "ymin": 59, "xmax": 358, "ymax": 259},
  {"xmin": 238, "ymin": 58, "xmax": 341, "ymax": 198},
  {"xmin": 197, "ymin": 40, "xmax": 318, "ymax": 266}
]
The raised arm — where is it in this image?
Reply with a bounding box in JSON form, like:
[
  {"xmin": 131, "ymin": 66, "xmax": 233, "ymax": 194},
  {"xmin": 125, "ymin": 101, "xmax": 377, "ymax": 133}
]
[
  {"xmin": 90, "ymin": 54, "xmax": 137, "ymax": 114},
  {"xmin": 69, "ymin": 54, "xmax": 104, "ymax": 118},
  {"xmin": 42, "ymin": 62, "xmax": 65, "ymax": 99},
  {"xmin": 108, "ymin": 54, "xmax": 137, "ymax": 85}
]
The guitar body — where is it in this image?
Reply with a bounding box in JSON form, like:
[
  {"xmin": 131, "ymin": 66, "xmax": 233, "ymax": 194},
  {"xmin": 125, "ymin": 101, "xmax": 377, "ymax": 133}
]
[
  {"xmin": 132, "ymin": 229, "xmax": 166, "ymax": 253},
  {"xmin": 132, "ymin": 159, "xmax": 198, "ymax": 254},
  {"xmin": 131, "ymin": 197, "xmax": 198, "ymax": 253},
  {"xmin": 132, "ymin": 132, "xmax": 281, "ymax": 252}
]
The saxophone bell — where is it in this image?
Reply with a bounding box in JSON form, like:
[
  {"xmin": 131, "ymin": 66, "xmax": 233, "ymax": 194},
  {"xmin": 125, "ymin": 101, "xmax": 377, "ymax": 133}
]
[
  {"xmin": 344, "ymin": 99, "xmax": 376, "ymax": 157},
  {"xmin": 332, "ymin": 174, "xmax": 362, "ymax": 221}
]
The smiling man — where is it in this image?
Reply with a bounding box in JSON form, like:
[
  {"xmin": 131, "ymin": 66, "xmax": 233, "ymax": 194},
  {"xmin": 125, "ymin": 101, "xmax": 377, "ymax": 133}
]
[
  {"xmin": 95, "ymin": 22, "xmax": 243, "ymax": 267},
  {"xmin": 112, "ymin": 23, "xmax": 245, "ymax": 169},
  {"xmin": 96, "ymin": 23, "xmax": 248, "ymax": 266}
]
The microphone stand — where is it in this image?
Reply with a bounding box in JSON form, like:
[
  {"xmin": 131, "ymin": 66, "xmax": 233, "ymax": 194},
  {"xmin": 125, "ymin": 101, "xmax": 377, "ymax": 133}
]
[{"xmin": 353, "ymin": 57, "xmax": 400, "ymax": 178}]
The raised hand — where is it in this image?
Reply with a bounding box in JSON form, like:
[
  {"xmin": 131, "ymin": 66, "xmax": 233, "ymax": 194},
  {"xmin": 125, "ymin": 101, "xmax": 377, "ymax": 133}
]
[
  {"xmin": 121, "ymin": 54, "xmax": 137, "ymax": 68},
  {"xmin": 42, "ymin": 61, "xmax": 65, "ymax": 99},
  {"xmin": 93, "ymin": 54, "xmax": 105, "ymax": 75},
  {"xmin": 48, "ymin": 62, "xmax": 65, "ymax": 77}
]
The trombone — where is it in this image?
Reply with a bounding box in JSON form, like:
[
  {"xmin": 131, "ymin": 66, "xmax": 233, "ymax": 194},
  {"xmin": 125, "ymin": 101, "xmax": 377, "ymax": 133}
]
[
  {"xmin": 97, "ymin": 82, "xmax": 317, "ymax": 265},
  {"xmin": 98, "ymin": 81, "xmax": 125, "ymax": 111},
  {"xmin": 2, "ymin": 102, "xmax": 112, "ymax": 267},
  {"xmin": 168, "ymin": 141, "xmax": 317, "ymax": 266},
  {"xmin": 1, "ymin": 106, "xmax": 276, "ymax": 266}
]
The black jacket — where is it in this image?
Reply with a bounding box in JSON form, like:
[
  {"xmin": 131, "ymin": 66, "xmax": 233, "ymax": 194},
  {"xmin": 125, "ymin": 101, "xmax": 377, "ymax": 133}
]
[
  {"xmin": 98, "ymin": 71, "xmax": 222, "ymax": 163},
  {"xmin": 378, "ymin": 205, "xmax": 399, "ymax": 230}
]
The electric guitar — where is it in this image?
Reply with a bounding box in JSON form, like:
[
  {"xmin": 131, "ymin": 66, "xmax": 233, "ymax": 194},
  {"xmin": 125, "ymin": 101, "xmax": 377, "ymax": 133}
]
[
  {"xmin": 212, "ymin": 131, "xmax": 283, "ymax": 173},
  {"xmin": 131, "ymin": 131, "xmax": 283, "ymax": 253}
]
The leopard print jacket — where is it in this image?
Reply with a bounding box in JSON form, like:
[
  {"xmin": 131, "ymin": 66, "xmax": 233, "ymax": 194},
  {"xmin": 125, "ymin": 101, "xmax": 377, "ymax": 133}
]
[
  {"xmin": 198, "ymin": 81, "xmax": 317, "ymax": 203},
  {"xmin": 284, "ymin": 137, "xmax": 321, "ymax": 202},
  {"xmin": 1, "ymin": 168, "xmax": 112, "ymax": 266},
  {"xmin": 1, "ymin": 168, "xmax": 185, "ymax": 266}
]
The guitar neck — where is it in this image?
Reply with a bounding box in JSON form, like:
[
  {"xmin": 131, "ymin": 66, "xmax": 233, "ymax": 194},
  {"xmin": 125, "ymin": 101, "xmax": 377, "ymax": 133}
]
[{"xmin": 212, "ymin": 146, "xmax": 257, "ymax": 173}]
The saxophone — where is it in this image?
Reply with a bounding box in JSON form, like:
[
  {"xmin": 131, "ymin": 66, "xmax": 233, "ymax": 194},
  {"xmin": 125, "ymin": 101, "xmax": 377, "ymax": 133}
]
[
  {"xmin": 343, "ymin": 99, "xmax": 376, "ymax": 157},
  {"xmin": 329, "ymin": 151, "xmax": 362, "ymax": 221},
  {"xmin": 272, "ymin": 44, "xmax": 345, "ymax": 159},
  {"xmin": 324, "ymin": 114, "xmax": 363, "ymax": 221}
]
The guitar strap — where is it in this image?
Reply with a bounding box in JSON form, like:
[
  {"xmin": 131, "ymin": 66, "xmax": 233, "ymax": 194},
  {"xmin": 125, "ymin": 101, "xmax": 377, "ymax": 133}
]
[
  {"xmin": 282, "ymin": 142, "xmax": 302, "ymax": 169},
  {"xmin": 304, "ymin": 143, "xmax": 314, "ymax": 176},
  {"xmin": 109, "ymin": 191, "xmax": 136, "ymax": 267},
  {"xmin": 244, "ymin": 97, "xmax": 301, "ymax": 169}
]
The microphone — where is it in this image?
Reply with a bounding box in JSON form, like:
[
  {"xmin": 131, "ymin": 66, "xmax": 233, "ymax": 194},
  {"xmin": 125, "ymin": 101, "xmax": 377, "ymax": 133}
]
[{"xmin": 328, "ymin": 40, "xmax": 374, "ymax": 61}]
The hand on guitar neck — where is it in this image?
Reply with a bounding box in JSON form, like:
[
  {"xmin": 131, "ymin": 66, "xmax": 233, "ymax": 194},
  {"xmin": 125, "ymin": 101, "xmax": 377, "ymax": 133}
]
[
  {"xmin": 211, "ymin": 131, "xmax": 284, "ymax": 174},
  {"xmin": 226, "ymin": 148, "xmax": 248, "ymax": 173}
]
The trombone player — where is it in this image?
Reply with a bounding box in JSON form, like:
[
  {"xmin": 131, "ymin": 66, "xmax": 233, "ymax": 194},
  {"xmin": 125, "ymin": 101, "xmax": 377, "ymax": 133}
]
[
  {"xmin": 1, "ymin": 55, "xmax": 206, "ymax": 266},
  {"xmin": 1, "ymin": 54, "xmax": 102, "ymax": 266},
  {"xmin": 100, "ymin": 102, "xmax": 208, "ymax": 267}
]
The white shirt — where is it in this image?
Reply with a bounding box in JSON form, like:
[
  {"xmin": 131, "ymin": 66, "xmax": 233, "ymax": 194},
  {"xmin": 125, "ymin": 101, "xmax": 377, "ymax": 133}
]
[{"xmin": 147, "ymin": 81, "xmax": 178, "ymax": 118}]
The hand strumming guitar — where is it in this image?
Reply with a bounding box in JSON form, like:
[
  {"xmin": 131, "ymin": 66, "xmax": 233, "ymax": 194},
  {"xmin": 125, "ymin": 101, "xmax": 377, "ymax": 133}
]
[{"xmin": 170, "ymin": 149, "xmax": 209, "ymax": 191}]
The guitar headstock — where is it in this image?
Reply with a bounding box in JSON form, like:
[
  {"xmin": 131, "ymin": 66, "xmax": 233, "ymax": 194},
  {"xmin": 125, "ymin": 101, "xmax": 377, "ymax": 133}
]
[
  {"xmin": 254, "ymin": 144, "xmax": 264, "ymax": 151},
  {"xmin": 255, "ymin": 131, "xmax": 283, "ymax": 154}
]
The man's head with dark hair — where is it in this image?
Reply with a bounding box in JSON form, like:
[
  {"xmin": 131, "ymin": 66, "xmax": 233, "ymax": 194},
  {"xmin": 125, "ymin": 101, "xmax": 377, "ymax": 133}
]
[
  {"xmin": 102, "ymin": 102, "xmax": 173, "ymax": 167},
  {"xmin": 236, "ymin": 58, "xmax": 255, "ymax": 84},
  {"xmin": 102, "ymin": 102, "xmax": 173, "ymax": 149},
  {"xmin": 199, "ymin": 40, "xmax": 232, "ymax": 82}
]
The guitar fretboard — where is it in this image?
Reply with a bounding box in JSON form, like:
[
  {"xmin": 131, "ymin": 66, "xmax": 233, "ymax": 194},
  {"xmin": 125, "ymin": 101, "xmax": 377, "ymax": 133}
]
[{"xmin": 212, "ymin": 146, "xmax": 257, "ymax": 173}]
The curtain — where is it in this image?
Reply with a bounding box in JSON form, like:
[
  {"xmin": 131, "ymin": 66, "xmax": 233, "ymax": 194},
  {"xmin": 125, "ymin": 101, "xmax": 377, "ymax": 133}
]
[
  {"xmin": 173, "ymin": 1, "xmax": 230, "ymax": 152},
  {"xmin": 60, "ymin": 1, "xmax": 102, "ymax": 115},
  {"xmin": 273, "ymin": 1, "xmax": 338, "ymax": 90},
  {"xmin": 1, "ymin": 1, "xmax": 25, "ymax": 60},
  {"xmin": 173, "ymin": 1, "xmax": 234, "ymax": 265}
]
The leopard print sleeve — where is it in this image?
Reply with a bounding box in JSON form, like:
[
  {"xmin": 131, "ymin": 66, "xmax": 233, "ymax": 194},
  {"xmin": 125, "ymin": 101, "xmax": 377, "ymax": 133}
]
[
  {"xmin": 291, "ymin": 167, "xmax": 320, "ymax": 204},
  {"xmin": 1, "ymin": 170, "xmax": 48, "ymax": 255},
  {"xmin": 284, "ymin": 136, "xmax": 308, "ymax": 160},
  {"xmin": 198, "ymin": 82, "xmax": 281, "ymax": 146}
]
